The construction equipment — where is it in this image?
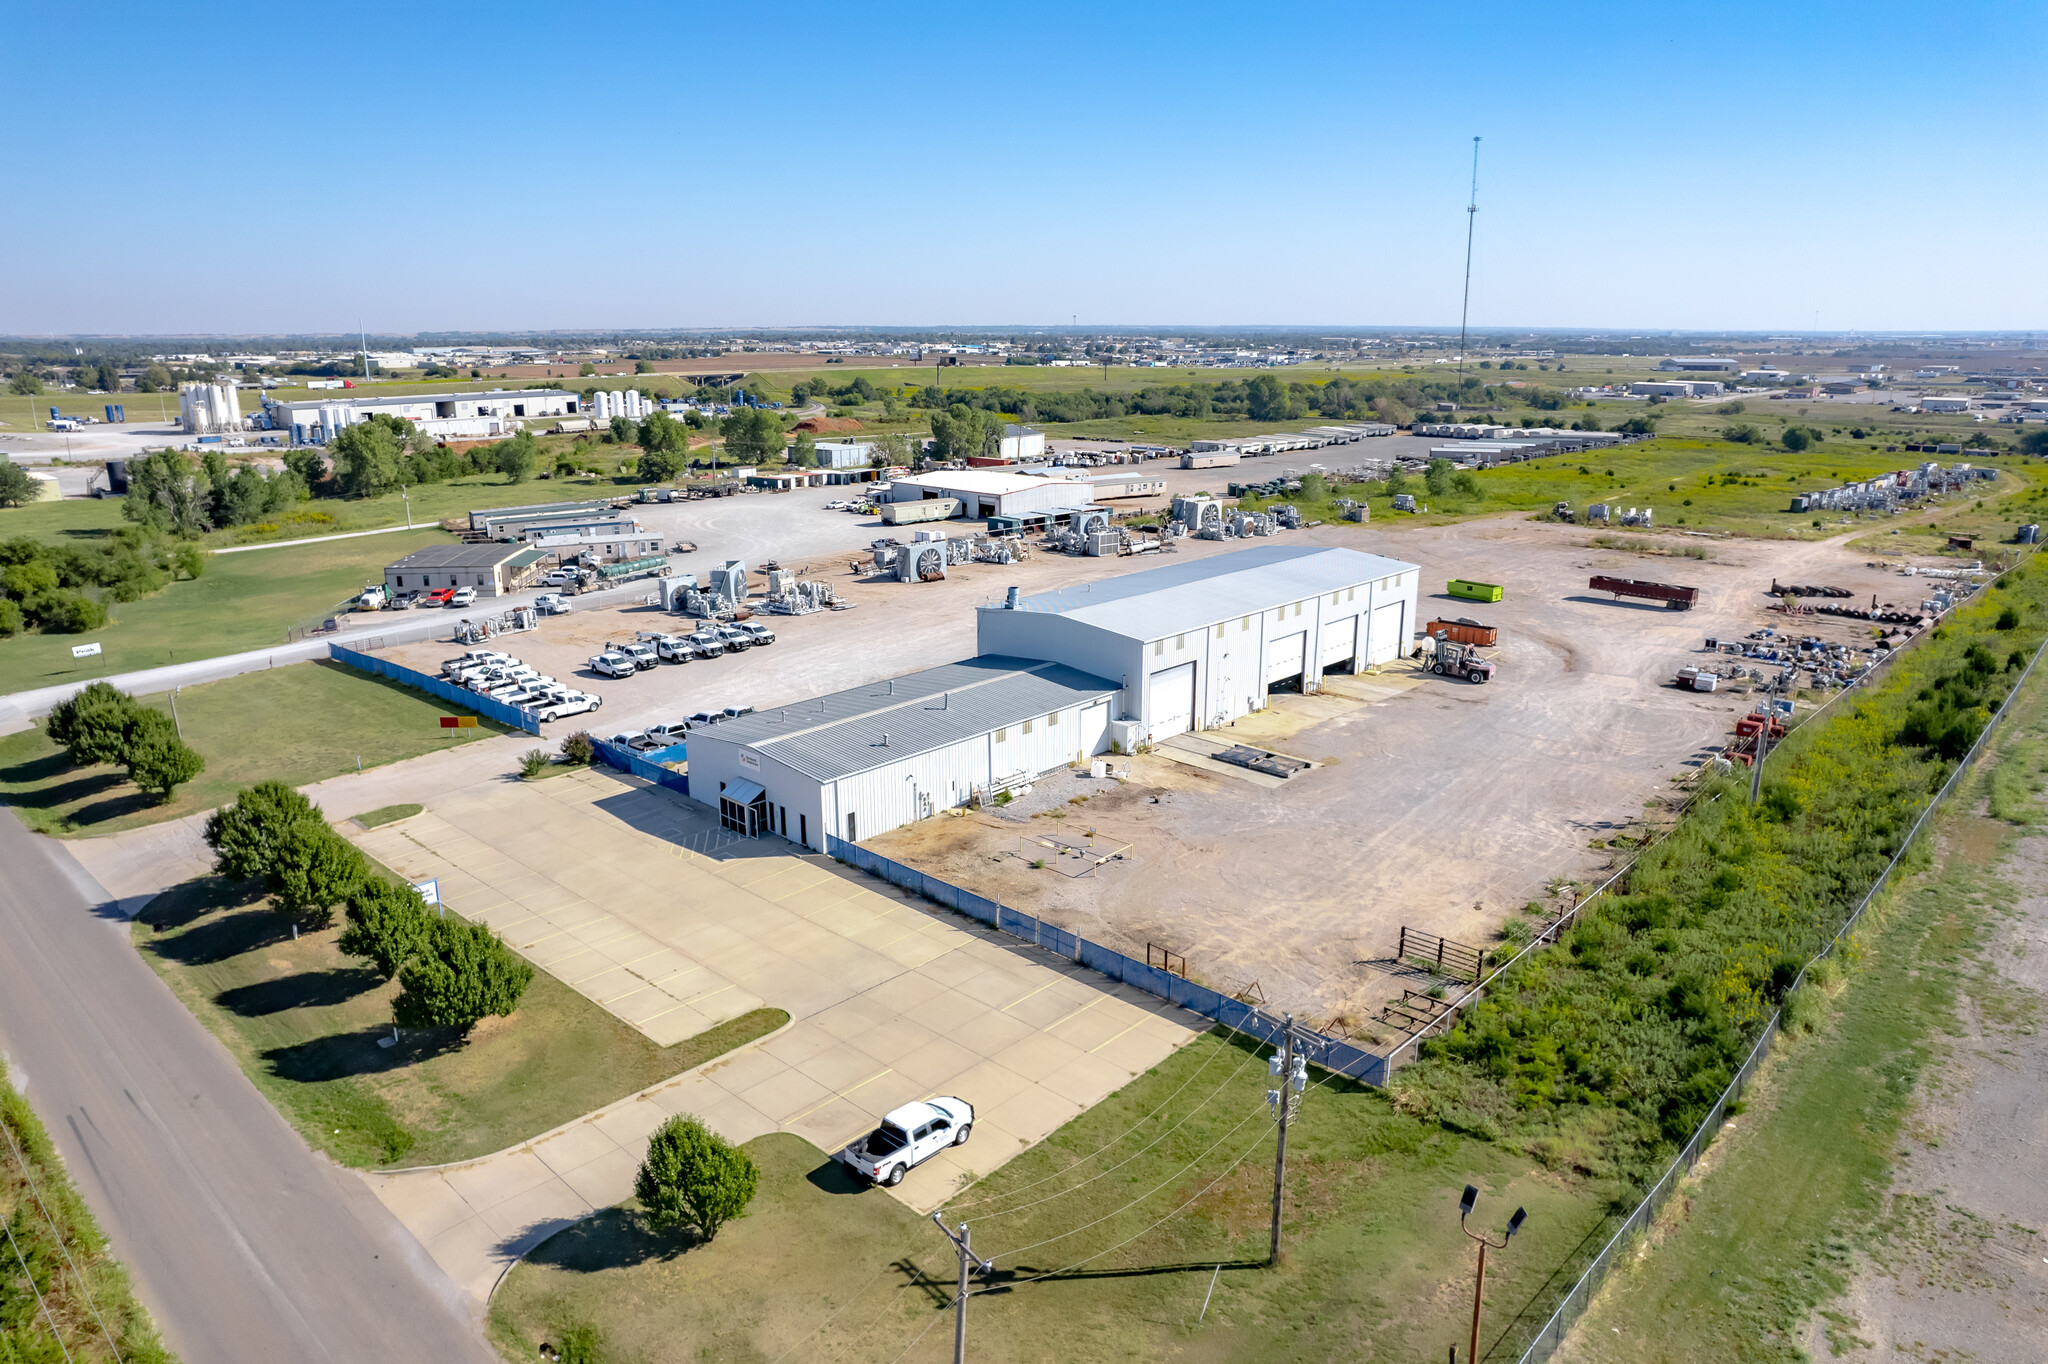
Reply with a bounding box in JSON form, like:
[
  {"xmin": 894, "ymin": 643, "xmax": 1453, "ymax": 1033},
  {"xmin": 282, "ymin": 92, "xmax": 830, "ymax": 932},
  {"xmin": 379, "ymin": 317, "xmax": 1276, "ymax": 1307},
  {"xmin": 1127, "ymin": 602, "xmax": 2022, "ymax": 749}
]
[
  {"xmin": 1552, "ymin": 501, "xmax": 1574, "ymax": 522},
  {"xmin": 1429, "ymin": 637, "xmax": 1496, "ymax": 683},
  {"xmin": 1589, "ymin": 575, "xmax": 1697, "ymax": 610},
  {"xmin": 1674, "ymin": 666, "xmax": 1717, "ymax": 693}
]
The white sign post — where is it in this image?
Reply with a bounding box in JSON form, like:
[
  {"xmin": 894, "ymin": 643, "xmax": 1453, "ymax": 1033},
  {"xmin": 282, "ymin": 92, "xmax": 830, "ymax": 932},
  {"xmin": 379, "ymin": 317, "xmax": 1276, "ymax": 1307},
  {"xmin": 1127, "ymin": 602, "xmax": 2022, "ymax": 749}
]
[{"xmin": 71, "ymin": 642, "xmax": 102, "ymax": 659}]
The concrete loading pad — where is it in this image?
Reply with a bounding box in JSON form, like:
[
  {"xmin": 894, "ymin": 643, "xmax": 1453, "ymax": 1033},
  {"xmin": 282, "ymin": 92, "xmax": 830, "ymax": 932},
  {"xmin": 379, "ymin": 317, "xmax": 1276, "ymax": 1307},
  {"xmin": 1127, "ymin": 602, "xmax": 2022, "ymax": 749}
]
[{"xmin": 348, "ymin": 767, "xmax": 1203, "ymax": 1303}]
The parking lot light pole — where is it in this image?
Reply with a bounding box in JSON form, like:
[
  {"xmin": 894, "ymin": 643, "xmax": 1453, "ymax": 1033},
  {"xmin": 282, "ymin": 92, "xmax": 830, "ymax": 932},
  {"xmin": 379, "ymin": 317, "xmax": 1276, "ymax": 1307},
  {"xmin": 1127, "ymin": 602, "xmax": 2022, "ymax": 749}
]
[{"xmin": 1457, "ymin": 1186, "xmax": 1525, "ymax": 1364}]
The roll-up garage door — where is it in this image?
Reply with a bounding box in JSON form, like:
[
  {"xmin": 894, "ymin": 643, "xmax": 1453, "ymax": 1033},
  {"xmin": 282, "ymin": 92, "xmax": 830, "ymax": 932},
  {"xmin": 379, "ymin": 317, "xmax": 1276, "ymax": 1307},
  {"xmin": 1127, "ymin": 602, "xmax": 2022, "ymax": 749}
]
[
  {"xmin": 1319, "ymin": 615, "xmax": 1359, "ymax": 669},
  {"xmin": 1264, "ymin": 631, "xmax": 1307, "ymax": 685},
  {"xmin": 1148, "ymin": 663, "xmax": 1196, "ymax": 738},
  {"xmin": 1078, "ymin": 701, "xmax": 1110, "ymax": 757},
  {"xmin": 1367, "ymin": 600, "xmax": 1407, "ymax": 665}
]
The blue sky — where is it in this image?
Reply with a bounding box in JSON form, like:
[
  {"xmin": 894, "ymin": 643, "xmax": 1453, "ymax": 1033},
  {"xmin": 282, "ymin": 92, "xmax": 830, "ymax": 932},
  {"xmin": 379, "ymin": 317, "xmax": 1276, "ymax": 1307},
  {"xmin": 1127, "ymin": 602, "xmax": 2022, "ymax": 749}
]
[{"xmin": 8, "ymin": 1, "xmax": 2043, "ymax": 335}]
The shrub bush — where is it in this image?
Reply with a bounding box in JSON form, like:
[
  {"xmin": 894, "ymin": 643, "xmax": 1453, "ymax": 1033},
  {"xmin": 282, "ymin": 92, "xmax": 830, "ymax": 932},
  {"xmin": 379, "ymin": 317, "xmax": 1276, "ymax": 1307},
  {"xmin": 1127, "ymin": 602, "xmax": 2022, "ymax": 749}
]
[
  {"xmin": 339, "ymin": 878, "xmax": 436, "ymax": 979},
  {"xmin": 634, "ymin": 1115, "xmax": 759, "ymax": 1241},
  {"xmin": 519, "ymin": 748, "xmax": 550, "ymax": 779},
  {"xmin": 560, "ymin": 731, "xmax": 595, "ymax": 765},
  {"xmin": 392, "ymin": 917, "xmax": 533, "ymax": 1033}
]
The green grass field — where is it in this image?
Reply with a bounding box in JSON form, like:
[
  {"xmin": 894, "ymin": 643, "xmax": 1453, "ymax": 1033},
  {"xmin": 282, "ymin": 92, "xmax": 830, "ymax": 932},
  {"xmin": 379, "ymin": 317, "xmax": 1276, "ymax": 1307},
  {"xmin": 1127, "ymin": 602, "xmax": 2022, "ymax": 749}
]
[
  {"xmin": 0, "ymin": 660, "xmax": 510, "ymax": 835},
  {"xmin": 489, "ymin": 1027, "xmax": 1605, "ymax": 1364},
  {"xmin": 0, "ymin": 528, "xmax": 450, "ymax": 693},
  {"xmin": 1555, "ymin": 665, "xmax": 2048, "ymax": 1362},
  {"xmin": 132, "ymin": 867, "xmax": 787, "ymax": 1170},
  {"xmin": 1234, "ymin": 439, "xmax": 2035, "ymax": 542}
]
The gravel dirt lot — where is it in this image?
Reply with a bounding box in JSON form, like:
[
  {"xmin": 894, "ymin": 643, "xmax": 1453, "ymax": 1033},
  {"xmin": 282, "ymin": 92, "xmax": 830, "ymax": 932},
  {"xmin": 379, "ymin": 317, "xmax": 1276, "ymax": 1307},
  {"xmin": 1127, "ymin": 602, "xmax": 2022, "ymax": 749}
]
[{"xmin": 381, "ymin": 511, "xmax": 1946, "ymax": 1024}]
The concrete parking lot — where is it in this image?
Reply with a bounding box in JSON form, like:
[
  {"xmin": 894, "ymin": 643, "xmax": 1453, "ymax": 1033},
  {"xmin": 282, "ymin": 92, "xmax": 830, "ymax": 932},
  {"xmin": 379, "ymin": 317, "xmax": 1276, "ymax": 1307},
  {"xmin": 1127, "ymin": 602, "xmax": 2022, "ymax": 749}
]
[{"xmin": 349, "ymin": 766, "xmax": 1203, "ymax": 1304}]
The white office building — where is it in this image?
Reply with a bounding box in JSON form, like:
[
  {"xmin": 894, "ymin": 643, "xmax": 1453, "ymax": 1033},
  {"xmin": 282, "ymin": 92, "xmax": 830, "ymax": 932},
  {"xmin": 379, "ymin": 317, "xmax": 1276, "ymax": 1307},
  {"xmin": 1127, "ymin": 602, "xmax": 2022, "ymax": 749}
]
[{"xmin": 264, "ymin": 388, "xmax": 580, "ymax": 445}]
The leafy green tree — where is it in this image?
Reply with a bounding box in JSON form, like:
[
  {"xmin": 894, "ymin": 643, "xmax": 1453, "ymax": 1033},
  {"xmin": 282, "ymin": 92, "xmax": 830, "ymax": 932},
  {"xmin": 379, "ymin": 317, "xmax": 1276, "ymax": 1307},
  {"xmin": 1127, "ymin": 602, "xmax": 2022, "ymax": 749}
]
[
  {"xmin": 0, "ymin": 600, "xmax": 20, "ymax": 636},
  {"xmin": 634, "ymin": 446, "xmax": 679, "ymax": 483},
  {"xmin": 635, "ymin": 359, "xmax": 654, "ymax": 374},
  {"xmin": 493, "ymin": 430, "xmax": 539, "ymax": 483},
  {"xmin": 271, "ymin": 818, "xmax": 367, "ymax": 929},
  {"xmin": 0, "ymin": 461, "xmax": 40, "ymax": 508},
  {"xmin": 8, "ymin": 371, "xmax": 43, "ymax": 395},
  {"xmin": 1246, "ymin": 373, "xmax": 1290, "ymax": 421},
  {"xmin": 392, "ymin": 917, "xmax": 533, "ymax": 1033},
  {"xmin": 327, "ymin": 419, "xmax": 403, "ymax": 498},
  {"xmin": 788, "ymin": 431, "xmax": 817, "ymax": 467},
  {"xmin": 203, "ymin": 780, "xmax": 323, "ymax": 881},
  {"xmin": 123, "ymin": 449, "xmax": 213, "ymax": 536},
  {"xmin": 637, "ymin": 409, "xmax": 687, "ymax": 455},
  {"xmin": 1424, "ymin": 458, "xmax": 1452, "ymax": 496},
  {"xmin": 170, "ymin": 541, "xmax": 206, "ymax": 580},
  {"xmin": 45, "ymin": 681, "xmax": 137, "ymax": 766},
  {"xmin": 608, "ymin": 415, "xmax": 636, "ymax": 445},
  {"xmin": 1615, "ymin": 415, "xmax": 1659, "ymax": 435},
  {"xmin": 578, "ymin": 363, "xmax": 597, "ymax": 376},
  {"xmin": 35, "ymin": 590, "xmax": 107, "ymax": 632},
  {"xmin": 719, "ymin": 407, "xmax": 783, "ymax": 463},
  {"xmin": 121, "ymin": 709, "xmax": 204, "ymax": 801},
  {"xmin": 634, "ymin": 1115, "xmax": 759, "ymax": 1240},
  {"xmin": 339, "ymin": 878, "xmax": 436, "ymax": 979},
  {"xmin": 140, "ymin": 363, "xmax": 172, "ymax": 392},
  {"xmin": 1385, "ymin": 465, "xmax": 1409, "ymax": 497},
  {"xmin": 2020, "ymin": 429, "xmax": 2048, "ymax": 458},
  {"xmin": 927, "ymin": 406, "xmax": 999, "ymax": 460},
  {"xmin": 1782, "ymin": 426, "xmax": 1811, "ymax": 452}
]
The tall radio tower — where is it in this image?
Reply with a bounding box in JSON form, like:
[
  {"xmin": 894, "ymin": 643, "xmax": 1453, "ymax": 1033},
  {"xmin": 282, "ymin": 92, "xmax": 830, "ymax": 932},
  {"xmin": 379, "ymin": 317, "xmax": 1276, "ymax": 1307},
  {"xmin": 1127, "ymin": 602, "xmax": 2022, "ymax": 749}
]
[{"xmin": 1456, "ymin": 136, "xmax": 1482, "ymax": 388}]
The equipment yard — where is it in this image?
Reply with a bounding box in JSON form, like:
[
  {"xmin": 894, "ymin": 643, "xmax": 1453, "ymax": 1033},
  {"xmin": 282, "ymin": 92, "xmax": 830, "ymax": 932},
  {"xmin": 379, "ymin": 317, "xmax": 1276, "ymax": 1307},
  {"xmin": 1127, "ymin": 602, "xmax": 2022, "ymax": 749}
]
[{"xmin": 371, "ymin": 511, "xmax": 1952, "ymax": 1026}]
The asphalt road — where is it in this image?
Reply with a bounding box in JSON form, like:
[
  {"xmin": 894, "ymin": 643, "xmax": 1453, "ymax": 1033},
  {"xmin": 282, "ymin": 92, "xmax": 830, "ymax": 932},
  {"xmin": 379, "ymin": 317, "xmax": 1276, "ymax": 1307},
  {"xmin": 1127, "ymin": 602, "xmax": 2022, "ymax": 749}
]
[{"xmin": 0, "ymin": 812, "xmax": 497, "ymax": 1364}]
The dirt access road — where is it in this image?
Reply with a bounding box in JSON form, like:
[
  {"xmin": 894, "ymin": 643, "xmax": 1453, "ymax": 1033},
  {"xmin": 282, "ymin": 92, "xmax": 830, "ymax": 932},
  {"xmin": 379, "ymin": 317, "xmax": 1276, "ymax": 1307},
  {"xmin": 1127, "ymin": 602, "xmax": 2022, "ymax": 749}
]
[{"xmin": 868, "ymin": 516, "xmax": 1929, "ymax": 1025}]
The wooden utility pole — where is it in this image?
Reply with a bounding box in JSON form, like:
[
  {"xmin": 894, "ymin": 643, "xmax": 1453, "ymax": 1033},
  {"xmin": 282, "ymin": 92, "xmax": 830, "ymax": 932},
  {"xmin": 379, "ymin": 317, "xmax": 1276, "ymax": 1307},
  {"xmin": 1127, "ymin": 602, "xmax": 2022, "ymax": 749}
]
[{"xmin": 1268, "ymin": 1016, "xmax": 1299, "ymax": 1265}]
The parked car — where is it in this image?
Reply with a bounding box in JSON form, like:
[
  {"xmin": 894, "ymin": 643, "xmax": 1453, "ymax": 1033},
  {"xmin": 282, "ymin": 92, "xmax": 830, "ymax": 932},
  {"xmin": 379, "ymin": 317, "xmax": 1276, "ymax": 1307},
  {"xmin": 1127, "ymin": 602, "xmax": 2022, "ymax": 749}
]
[
  {"xmin": 424, "ymin": 588, "xmax": 456, "ymax": 607},
  {"xmin": 535, "ymin": 691, "xmax": 601, "ymax": 723},
  {"xmin": 721, "ymin": 704, "xmax": 755, "ymax": 720},
  {"xmin": 534, "ymin": 593, "xmax": 572, "ymax": 615},
  {"xmin": 686, "ymin": 627, "xmax": 726, "ymax": 656},
  {"xmin": 540, "ymin": 570, "xmax": 579, "ymax": 588},
  {"xmin": 688, "ymin": 711, "xmax": 726, "ymax": 727},
  {"xmin": 609, "ymin": 641, "xmax": 660, "ymax": 671},
  {"xmin": 655, "ymin": 635, "xmax": 700, "ymax": 662},
  {"xmin": 589, "ymin": 653, "xmax": 637, "ymax": 679},
  {"xmin": 388, "ymin": 590, "xmax": 418, "ymax": 609},
  {"xmin": 736, "ymin": 620, "xmax": 776, "ymax": 646},
  {"xmin": 644, "ymin": 721, "xmax": 692, "ymax": 745},
  {"xmin": 622, "ymin": 733, "xmax": 670, "ymax": 754},
  {"xmin": 838, "ymin": 1098, "xmax": 974, "ymax": 1187},
  {"xmin": 713, "ymin": 624, "xmax": 752, "ymax": 651},
  {"xmin": 448, "ymin": 586, "xmax": 478, "ymax": 607}
]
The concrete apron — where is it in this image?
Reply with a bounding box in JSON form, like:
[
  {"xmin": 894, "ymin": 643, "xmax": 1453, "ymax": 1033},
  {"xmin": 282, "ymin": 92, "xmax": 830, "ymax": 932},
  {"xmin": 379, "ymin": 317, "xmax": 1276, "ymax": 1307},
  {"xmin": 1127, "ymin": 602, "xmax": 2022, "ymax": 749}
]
[{"xmin": 346, "ymin": 765, "xmax": 1206, "ymax": 1307}]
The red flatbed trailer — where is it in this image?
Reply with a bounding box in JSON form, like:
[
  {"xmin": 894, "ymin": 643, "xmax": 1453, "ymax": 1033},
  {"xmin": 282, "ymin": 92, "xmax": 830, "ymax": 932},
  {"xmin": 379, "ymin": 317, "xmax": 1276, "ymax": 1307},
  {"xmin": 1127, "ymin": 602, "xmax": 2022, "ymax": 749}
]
[{"xmin": 1589, "ymin": 575, "xmax": 1699, "ymax": 610}]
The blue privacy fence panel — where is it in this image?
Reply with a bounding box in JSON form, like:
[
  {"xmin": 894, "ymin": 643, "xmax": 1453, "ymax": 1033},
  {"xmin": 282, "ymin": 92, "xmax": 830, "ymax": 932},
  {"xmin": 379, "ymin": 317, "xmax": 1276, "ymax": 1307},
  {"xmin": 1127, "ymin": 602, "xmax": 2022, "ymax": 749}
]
[
  {"xmin": 328, "ymin": 644, "xmax": 540, "ymax": 735},
  {"xmin": 590, "ymin": 737, "xmax": 690, "ymax": 798},
  {"xmin": 825, "ymin": 835, "xmax": 1387, "ymax": 1084}
]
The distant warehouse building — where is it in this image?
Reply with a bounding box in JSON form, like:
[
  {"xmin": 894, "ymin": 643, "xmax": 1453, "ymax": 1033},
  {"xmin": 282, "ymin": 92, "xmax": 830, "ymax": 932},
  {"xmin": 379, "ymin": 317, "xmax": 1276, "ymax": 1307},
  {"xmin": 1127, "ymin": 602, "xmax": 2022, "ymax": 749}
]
[
  {"xmin": 688, "ymin": 544, "xmax": 1421, "ymax": 848},
  {"xmin": 382, "ymin": 543, "xmax": 550, "ymax": 598},
  {"xmin": 1628, "ymin": 380, "xmax": 1725, "ymax": 398},
  {"xmin": 882, "ymin": 470, "xmax": 1098, "ymax": 522},
  {"xmin": 262, "ymin": 388, "xmax": 582, "ymax": 445},
  {"xmin": 1656, "ymin": 357, "xmax": 1741, "ymax": 372}
]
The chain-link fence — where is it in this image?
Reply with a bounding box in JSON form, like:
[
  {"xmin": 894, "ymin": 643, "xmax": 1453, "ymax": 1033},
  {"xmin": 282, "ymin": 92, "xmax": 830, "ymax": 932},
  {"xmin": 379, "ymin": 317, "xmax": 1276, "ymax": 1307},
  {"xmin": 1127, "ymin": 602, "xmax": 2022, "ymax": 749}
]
[{"xmin": 1511, "ymin": 626, "xmax": 2048, "ymax": 1363}]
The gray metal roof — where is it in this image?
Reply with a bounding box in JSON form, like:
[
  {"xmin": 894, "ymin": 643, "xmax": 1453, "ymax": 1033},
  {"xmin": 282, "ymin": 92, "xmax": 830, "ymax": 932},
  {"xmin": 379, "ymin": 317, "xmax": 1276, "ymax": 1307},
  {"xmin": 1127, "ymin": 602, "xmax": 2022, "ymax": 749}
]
[
  {"xmin": 987, "ymin": 544, "xmax": 1417, "ymax": 641},
  {"xmin": 702, "ymin": 655, "xmax": 1119, "ymax": 782},
  {"xmin": 385, "ymin": 543, "xmax": 532, "ymax": 571}
]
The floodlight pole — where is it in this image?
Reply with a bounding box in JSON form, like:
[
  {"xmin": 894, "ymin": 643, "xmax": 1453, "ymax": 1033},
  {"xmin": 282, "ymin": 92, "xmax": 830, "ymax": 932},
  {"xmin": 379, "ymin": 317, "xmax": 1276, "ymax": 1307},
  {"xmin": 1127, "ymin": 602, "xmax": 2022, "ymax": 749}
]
[
  {"xmin": 1456, "ymin": 136, "xmax": 1482, "ymax": 389},
  {"xmin": 1458, "ymin": 1189, "xmax": 1525, "ymax": 1364}
]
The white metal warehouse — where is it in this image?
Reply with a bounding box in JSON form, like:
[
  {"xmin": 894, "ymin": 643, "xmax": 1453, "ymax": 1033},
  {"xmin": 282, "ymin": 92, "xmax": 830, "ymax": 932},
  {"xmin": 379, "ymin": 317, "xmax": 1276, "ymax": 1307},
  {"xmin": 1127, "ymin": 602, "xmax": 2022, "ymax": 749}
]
[
  {"xmin": 976, "ymin": 544, "xmax": 1420, "ymax": 745},
  {"xmin": 686, "ymin": 656, "xmax": 1121, "ymax": 849}
]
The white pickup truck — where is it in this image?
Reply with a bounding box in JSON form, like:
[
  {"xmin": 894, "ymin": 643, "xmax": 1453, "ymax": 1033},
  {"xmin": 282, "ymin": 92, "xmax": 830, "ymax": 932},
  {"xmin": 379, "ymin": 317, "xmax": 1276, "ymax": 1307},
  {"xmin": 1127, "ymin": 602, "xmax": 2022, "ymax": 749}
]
[{"xmin": 588, "ymin": 652, "xmax": 637, "ymax": 679}]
